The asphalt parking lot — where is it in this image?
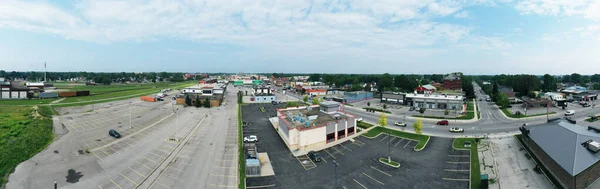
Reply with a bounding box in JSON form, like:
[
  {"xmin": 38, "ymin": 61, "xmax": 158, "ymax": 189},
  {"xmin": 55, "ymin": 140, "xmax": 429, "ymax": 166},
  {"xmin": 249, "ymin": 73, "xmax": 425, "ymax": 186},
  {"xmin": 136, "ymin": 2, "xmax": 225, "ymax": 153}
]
[{"xmin": 243, "ymin": 104, "xmax": 470, "ymax": 189}]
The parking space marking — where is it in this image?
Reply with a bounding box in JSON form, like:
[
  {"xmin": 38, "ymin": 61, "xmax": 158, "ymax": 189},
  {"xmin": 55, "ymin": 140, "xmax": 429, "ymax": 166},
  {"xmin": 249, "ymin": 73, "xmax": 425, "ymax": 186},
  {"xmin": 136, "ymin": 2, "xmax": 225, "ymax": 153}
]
[
  {"xmin": 332, "ymin": 146, "xmax": 345, "ymax": 155},
  {"xmin": 449, "ymin": 155, "xmax": 469, "ymax": 157},
  {"xmin": 97, "ymin": 185, "xmax": 103, "ymax": 189},
  {"xmin": 155, "ymin": 181, "xmax": 171, "ymax": 189},
  {"xmin": 295, "ymin": 155, "xmax": 317, "ymax": 170},
  {"xmin": 323, "ymin": 149, "xmax": 336, "ymax": 159},
  {"xmin": 340, "ymin": 144, "xmax": 352, "ymax": 152},
  {"xmin": 444, "ymin": 169, "xmax": 470, "ymax": 172},
  {"xmin": 92, "ymin": 152, "xmax": 105, "ymax": 162},
  {"xmin": 446, "ymin": 162, "xmax": 470, "ymax": 164},
  {"xmin": 119, "ymin": 172, "xmax": 139, "ymax": 186},
  {"xmin": 362, "ymin": 172, "xmax": 384, "ymax": 185},
  {"xmin": 129, "ymin": 167, "xmax": 146, "ymax": 177},
  {"xmin": 210, "ymin": 184, "xmax": 236, "ymax": 188},
  {"xmin": 443, "ymin": 178, "xmax": 470, "ymax": 181},
  {"xmin": 370, "ymin": 166, "xmax": 392, "ymax": 177},
  {"xmin": 395, "ymin": 138, "xmax": 404, "ymax": 147},
  {"xmin": 403, "ymin": 141, "xmax": 412, "ymax": 148},
  {"xmin": 246, "ymin": 184, "xmax": 276, "ymax": 188},
  {"xmin": 352, "ymin": 139, "xmax": 365, "ymax": 147},
  {"xmin": 353, "ymin": 179, "xmax": 368, "ymax": 189},
  {"xmin": 148, "ymin": 152, "xmax": 166, "ymax": 159},
  {"xmin": 388, "ymin": 137, "xmax": 396, "ymax": 144},
  {"xmin": 136, "ymin": 161, "xmax": 153, "ymax": 170},
  {"xmin": 143, "ymin": 155, "xmax": 160, "ymax": 164},
  {"xmin": 379, "ymin": 135, "xmax": 389, "ymax": 142},
  {"xmin": 109, "ymin": 178, "xmax": 123, "ymax": 189},
  {"xmin": 210, "ymin": 174, "xmax": 237, "ymax": 178}
]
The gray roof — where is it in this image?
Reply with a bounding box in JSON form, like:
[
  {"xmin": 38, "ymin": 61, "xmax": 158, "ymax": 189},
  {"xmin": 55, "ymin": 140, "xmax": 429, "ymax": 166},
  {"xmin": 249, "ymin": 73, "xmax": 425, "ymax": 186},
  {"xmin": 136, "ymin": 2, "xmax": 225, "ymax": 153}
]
[{"xmin": 528, "ymin": 121, "xmax": 600, "ymax": 176}]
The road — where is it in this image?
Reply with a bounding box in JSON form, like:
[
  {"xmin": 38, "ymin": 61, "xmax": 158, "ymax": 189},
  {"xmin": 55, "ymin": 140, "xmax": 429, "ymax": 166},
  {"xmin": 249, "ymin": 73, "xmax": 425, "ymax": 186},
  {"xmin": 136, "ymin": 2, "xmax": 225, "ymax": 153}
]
[{"xmin": 283, "ymin": 83, "xmax": 600, "ymax": 138}]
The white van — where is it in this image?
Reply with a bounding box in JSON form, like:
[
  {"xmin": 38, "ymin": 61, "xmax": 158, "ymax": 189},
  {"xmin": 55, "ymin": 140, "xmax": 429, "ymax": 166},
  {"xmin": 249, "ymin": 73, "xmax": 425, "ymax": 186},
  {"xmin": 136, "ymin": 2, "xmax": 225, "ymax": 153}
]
[{"xmin": 565, "ymin": 110, "xmax": 575, "ymax": 116}]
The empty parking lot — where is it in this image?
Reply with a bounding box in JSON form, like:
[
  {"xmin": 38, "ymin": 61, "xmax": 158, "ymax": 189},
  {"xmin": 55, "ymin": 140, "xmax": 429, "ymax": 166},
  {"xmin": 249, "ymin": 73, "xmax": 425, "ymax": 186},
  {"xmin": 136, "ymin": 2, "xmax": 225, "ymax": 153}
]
[{"xmin": 243, "ymin": 103, "xmax": 470, "ymax": 189}]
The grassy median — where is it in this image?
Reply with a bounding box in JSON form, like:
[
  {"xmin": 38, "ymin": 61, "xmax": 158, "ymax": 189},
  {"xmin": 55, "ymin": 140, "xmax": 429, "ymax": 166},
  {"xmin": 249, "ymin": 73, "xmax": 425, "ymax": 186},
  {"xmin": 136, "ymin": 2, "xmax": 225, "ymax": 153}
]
[
  {"xmin": 501, "ymin": 108, "xmax": 556, "ymax": 119},
  {"xmin": 0, "ymin": 106, "xmax": 55, "ymax": 189},
  {"xmin": 238, "ymin": 104, "xmax": 246, "ymax": 189},
  {"xmin": 452, "ymin": 138, "xmax": 480, "ymax": 189},
  {"xmin": 364, "ymin": 126, "xmax": 430, "ymax": 150}
]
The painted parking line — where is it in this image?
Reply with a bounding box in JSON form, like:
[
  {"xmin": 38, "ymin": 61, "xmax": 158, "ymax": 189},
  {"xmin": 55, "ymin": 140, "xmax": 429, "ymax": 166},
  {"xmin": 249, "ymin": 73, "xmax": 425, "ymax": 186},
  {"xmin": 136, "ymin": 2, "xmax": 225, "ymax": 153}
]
[
  {"xmin": 323, "ymin": 149, "xmax": 336, "ymax": 159},
  {"xmin": 340, "ymin": 144, "xmax": 352, "ymax": 152},
  {"xmin": 332, "ymin": 146, "xmax": 345, "ymax": 155},
  {"xmin": 129, "ymin": 167, "xmax": 146, "ymax": 177},
  {"xmin": 155, "ymin": 181, "xmax": 171, "ymax": 189},
  {"xmin": 448, "ymin": 155, "xmax": 470, "ymax": 157},
  {"xmin": 136, "ymin": 161, "xmax": 153, "ymax": 170},
  {"xmin": 362, "ymin": 172, "xmax": 384, "ymax": 185},
  {"xmin": 143, "ymin": 155, "xmax": 160, "ymax": 164},
  {"xmin": 370, "ymin": 166, "xmax": 392, "ymax": 177},
  {"xmin": 353, "ymin": 179, "xmax": 368, "ymax": 189},
  {"xmin": 210, "ymin": 184, "xmax": 236, "ymax": 188},
  {"xmin": 109, "ymin": 178, "xmax": 123, "ymax": 189},
  {"xmin": 352, "ymin": 139, "xmax": 365, "ymax": 146},
  {"xmin": 98, "ymin": 185, "xmax": 103, "ymax": 189},
  {"xmin": 210, "ymin": 174, "xmax": 237, "ymax": 178},
  {"xmin": 443, "ymin": 178, "xmax": 470, "ymax": 181},
  {"xmin": 119, "ymin": 172, "xmax": 139, "ymax": 186},
  {"xmin": 444, "ymin": 169, "xmax": 470, "ymax": 172},
  {"xmin": 379, "ymin": 135, "xmax": 389, "ymax": 142},
  {"xmin": 446, "ymin": 162, "xmax": 470, "ymax": 164},
  {"xmin": 246, "ymin": 184, "xmax": 277, "ymax": 188},
  {"xmin": 403, "ymin": 141, "xmax": 412, "ymax": 148},
  {"xmin": 395, "ymin": 138, "xmax": 404, "ymax": 147}
]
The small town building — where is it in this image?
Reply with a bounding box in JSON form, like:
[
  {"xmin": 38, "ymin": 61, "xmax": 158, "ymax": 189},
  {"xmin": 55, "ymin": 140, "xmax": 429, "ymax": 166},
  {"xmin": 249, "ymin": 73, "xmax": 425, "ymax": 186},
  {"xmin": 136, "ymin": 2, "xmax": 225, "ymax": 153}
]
[
  {"xmin": 380, "ymin": 92, "xmax": 405, "ymax": 104},
  {"xmin": 306, "ymin": 89, "xmax": 326, "ymax": 96},
  {"xmin": 443, "ymin": 73, "xmax": 462, "ymax": 91},
  {"xmin": 544, "ymin": 92, "xmax": 568, "ymax": 107},
  {"xmin": 522, "ymin": 96, "xmax": 551, "ymax": 108},
  {"xmin": 499, "ymin": 86, "xmax": 516, "ymax": 102},
  {"xmin": 414, "ymin": 84, "xmax": 436, "ymax": 94},
  {"xmin": 405, "ymin": 93, "xmax": 464, "ymax": 110},
  {"xmin": 274, "ymin": 101, "xmax": 356, "ymax": 151},
  {"xmin": 520, "ymin": 121, "xmax": 600, "ymax": 189},
  {"xmin": 0, "ymin": 78, "xmax": 30, "ymax": 99}
]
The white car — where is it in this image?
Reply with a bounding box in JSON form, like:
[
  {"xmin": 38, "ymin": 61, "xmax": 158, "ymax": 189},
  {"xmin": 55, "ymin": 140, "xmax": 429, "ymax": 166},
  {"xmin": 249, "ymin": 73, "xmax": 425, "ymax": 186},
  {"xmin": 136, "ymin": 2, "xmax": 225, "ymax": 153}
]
[
  {"xmin": 565, "ymin": 110, "xmax": 575, "ymax": 116},
  {"xmin": 449, "ymin": 127, "xmax": 464, "ymax": 133},
  {"xmin": 394, "ymin": 122, "xmax": 407, "ymax": 127},
  {"xmin": 244, "ymin": 135, "xmax": 258, "ymax": 142},
  {"xmin": 357, "ymin": 118, "xmax": 363, "ymax": 122}
]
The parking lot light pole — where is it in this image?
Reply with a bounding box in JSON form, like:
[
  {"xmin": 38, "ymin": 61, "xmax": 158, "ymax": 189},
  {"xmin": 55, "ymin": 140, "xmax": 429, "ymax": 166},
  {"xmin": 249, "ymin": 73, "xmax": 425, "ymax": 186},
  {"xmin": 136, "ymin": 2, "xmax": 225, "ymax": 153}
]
[
  {"xmin": 333, "ymin": 160, "xmax": 339, "ymax": 189},
  {"xmin": 388, "ymin": 132, "xmax": 391, "ymax": 163},
  {"xmin": 129, "ymin": 102, "xmax": 132, "ymax": 129},
  {"xmin": 173, "ymin": 108, "xmax": 179, "ymax": 142}
]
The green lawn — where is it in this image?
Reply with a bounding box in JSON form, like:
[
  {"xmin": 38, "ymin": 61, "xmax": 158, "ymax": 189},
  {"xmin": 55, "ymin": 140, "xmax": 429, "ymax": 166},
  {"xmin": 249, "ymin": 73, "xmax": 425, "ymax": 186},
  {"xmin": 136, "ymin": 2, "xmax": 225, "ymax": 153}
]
[
  {"xmin": 467, "ymin": 102, "xmax": 474, "ymax": 111},
  {"xmin": 378, "ymin": 158, "xmax": 400, "ymax": 168},
  {"xmin": 515, "ymin": 135, "xmax": 564, "ymax": 189},
  {"xmin": 357, "ymin": 121, "xmax": 375, "ymax": 129},
  {"xmin": 0, "ymin": 106, "xmax": 54, "ymax": 189},
  {"xmin": 413, "ymin": 111, "xmax": 475, "ymax": 120},
  {"xmin": 585, "ymin": 116, "xmax": 600, "ymax": 122},
  {"xmin": 453, "ymin": 138, "xmax": 480, "ymax": 189},
  {"xmin": 364, "ymin": 126, "xmax": 430, "ymax": 150},
  {"xmin": 501, "ymin": 108, "xmax": 556, "ymax": 118},
  {"xmin": 238, "ymin": 104, "xmax": 246, "ymax": 189},
  {"xmin": 362, "ymin": 107, "xmax": 392, "ymax": 114}
]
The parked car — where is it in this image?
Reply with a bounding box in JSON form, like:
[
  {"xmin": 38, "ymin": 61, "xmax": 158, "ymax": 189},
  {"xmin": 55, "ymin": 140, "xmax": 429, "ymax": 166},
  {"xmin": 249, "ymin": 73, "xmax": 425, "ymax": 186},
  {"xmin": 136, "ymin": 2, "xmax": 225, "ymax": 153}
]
[
  {"xmin": 437, "ymin": 120, "xmax": 449, "ymax": 125},
  {"xmin": 580, "ymin": 101, "xmax": 587, "ymax": 105},
  {"xmin": 449, "ymin": 127, "xmax": 464, "ymax": 133},
  {"xmin": 409, "ymin": 107, "xmax": 416, "ymax": 111},
  {"xmin": 485, "ymin": 98, "xmax": 491, "ymax": 102},
  {"xmin": 394, "ymin": 122, "xmax": 407, "ymax": 127},
  {"xmin": 565, "ymin": 110, "xmax": 575, "ymax": 116},
  {"xmin": 308, "ymin": 151, "xmax": 322, "ymax": 162},
  {"xmin": 583, "ymin": 103, "xmax": 591, "ymax": 107},
  {"xmin": 244, "ymin": 135, "xmax": 259, "ymax": 142},
  {"xmin": 109, "ymin": 129, "xmax": 121, "ymax": 138},
  {"xmin": 357, "ymin": 118, "xmax": 363, "ymax": 122}
]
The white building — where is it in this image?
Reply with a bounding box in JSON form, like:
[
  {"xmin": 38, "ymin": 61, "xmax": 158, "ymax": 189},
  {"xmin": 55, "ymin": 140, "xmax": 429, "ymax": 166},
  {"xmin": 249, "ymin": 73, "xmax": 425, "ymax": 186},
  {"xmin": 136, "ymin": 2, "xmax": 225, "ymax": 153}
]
[
  {"xmin": 405, "ymin": 93, "xmax": 464, "ymax": 110},
  {"xmin": 274, "ymin": 101, "xmax": 357, "ymax": 151}
]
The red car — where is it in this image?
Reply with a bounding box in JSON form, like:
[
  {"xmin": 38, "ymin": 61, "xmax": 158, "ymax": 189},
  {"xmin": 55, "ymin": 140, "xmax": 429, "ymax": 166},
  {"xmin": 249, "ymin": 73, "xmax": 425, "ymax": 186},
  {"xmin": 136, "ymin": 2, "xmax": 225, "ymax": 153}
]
[{"xmin": 437, "ymin": 120, "xmax": 449, "ymax": 125}]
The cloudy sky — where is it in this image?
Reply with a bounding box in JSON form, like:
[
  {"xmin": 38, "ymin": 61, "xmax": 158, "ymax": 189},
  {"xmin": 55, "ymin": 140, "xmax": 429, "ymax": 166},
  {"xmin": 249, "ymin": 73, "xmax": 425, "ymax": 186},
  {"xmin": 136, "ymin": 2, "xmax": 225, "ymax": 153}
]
[{"xmin": 0, "ymin": 0, "xmax": 599, "ymax": 74}]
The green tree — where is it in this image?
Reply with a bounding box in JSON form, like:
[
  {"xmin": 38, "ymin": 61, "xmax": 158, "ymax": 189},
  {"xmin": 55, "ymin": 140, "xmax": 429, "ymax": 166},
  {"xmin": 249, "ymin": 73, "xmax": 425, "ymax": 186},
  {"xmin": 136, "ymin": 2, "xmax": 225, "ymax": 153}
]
[
  {"xmin": 364, "ymin": 84, "xmax": 371, "ymax": 92},
  {"xmin": 185, "ymin": 95, "xmax": 192, "ymax": 106},
  {"xmin": 378, "ymin": 113, "xmax": 387, "ymax": 127},
  {"xmin": 444, "ymin": 110, "xmax": 449, "ymax": 119},
  {"xmin": 413, "ymin": 119, "xmax": 423, "ymax": 134},
  {"xmin": 593, "ymin": 83, "xmax": 600, "ymax": 90},
  {"xmin": 419, "ymin": 107, "xmax": 426, "ymax": 115},
  {"xmin": 571, "ymin": 73, "xmax": 582, "ymax": 85},
  {"xmin": 496, "ymin": 93, "xmax": 510, "ymax": 108},
  {"xmin": 542, "ymin": 74, "xmax": 555, "ymax": 92},
  {"xmin": 379, "ymin": 73, "xmax": 393, "ymax": 92},
  {"xmin": 194, "ymin": 95, "xmax": 201, "ymax": 108},
  {"xmin": 492, "ymin": 82, "xmax": 499, "ymax": 101},
  {"xmin": 311, "ymin": 98, "xmax": 319, "ymax": 105},
  {"xmin": 303, "ymin": 95, "xmax": 308, "ymax": 103},
  {"xmin": 204, "ymin": 98, "xmax": 211, "ymax": 108},
  {"xmin": 367, "ymin": 102, "xmax": 370, "ymax": 107}
]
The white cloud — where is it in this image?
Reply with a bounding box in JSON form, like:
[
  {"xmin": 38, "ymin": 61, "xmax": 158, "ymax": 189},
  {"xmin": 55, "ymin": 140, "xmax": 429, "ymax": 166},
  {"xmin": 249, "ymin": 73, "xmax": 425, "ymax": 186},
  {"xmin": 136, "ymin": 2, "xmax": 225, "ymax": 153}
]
[
  {"xmin": 454, "ymin": 11, "xmax": 470, "ymax": 18},
  {"xmin": 514, "ymin": 0, "xmax": 599, "ymax": 19}
]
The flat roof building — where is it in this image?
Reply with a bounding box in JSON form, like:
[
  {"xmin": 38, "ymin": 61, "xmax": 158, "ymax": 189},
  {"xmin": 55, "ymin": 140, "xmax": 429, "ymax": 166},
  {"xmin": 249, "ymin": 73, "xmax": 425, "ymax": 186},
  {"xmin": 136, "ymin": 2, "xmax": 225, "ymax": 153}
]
[
  {"xmin": 521, "ymin": 121, "xmax": 600, "ymax": 189},
  {"xmin": 275, "ymin": 101, "xmax": 356, "ymax": 151},
  {"xmin": 405, "ymin": 93, "xmax": 464, "ymax": 110}
]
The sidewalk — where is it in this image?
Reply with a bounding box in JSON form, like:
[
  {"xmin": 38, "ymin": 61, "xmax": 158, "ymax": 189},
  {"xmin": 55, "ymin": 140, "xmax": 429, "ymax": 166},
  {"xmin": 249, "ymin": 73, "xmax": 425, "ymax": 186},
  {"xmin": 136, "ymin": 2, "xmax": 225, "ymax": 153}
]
[{"xmin": 478, "ymin": 137, "xmax": 554, "ymax": 189}]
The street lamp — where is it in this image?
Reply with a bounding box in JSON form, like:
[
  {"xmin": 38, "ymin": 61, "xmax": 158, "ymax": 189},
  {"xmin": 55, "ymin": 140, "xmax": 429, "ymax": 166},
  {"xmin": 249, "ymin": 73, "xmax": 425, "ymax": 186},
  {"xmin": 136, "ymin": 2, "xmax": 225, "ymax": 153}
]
[
  {"xmin": 333, "ymin": 160, "xmax": 339, "ymax": 189},
  {"xmin": 129, "ymin": 102, "xmax": 132, "ymax": 129},
  {"xmin": 388, "ymin": 132, "xmax": 392, "ymax": 163},
  {"xmin": 173, "ymin": 108, "xmax": 179, "ymax": 142}
]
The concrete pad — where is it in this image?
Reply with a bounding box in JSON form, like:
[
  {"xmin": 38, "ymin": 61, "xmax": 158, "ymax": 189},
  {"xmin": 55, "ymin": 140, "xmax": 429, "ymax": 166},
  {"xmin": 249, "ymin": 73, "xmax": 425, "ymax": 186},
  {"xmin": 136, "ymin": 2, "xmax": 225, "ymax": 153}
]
[{"xmin": 258, "ymin": 152, "xmax": 275, "ymax": 177}]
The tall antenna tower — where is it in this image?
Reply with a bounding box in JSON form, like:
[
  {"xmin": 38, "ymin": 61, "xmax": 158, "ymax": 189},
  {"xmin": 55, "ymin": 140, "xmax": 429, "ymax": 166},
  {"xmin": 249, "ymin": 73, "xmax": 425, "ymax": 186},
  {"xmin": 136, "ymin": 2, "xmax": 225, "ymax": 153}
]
[{"xmin": 44, "ymin": 62, "xmax": 47, "ymax": 82}]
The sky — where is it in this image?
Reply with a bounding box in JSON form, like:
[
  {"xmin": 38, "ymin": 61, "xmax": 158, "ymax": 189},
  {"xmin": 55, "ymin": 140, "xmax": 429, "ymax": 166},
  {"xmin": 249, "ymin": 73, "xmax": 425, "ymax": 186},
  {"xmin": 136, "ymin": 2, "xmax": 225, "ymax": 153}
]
[{"xmin": 0, "ymin": 0, "xmax": 599, "ymax": 75}]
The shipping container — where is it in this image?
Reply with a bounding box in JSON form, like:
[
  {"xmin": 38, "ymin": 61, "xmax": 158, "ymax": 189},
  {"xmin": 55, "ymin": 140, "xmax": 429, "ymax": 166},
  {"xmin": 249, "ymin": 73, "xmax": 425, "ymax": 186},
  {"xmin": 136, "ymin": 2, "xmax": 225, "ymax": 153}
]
[
  {"xmin": 39, "ymin": 92, "xmax": 59, "ymax": 99},
  {"xmin": 58, "ymin": 91, "xmax": 77, "ymax": 97},
  {"xmin": 141, "ymin": 96, "xmax": 156, "ymax": 102},
  {"xmin": 76, "ymin": 90, "xmax": 90, "ymax": 96}
]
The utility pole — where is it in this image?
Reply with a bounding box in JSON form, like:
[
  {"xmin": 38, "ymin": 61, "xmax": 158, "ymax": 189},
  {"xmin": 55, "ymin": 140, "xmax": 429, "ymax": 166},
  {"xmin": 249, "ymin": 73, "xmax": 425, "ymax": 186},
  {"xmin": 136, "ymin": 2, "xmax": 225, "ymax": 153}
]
[
  {"xmin": 129, "ymin": 102, "xmax": 132, "ymax": 129},
  {"xmin": 44, "ymin": 62, "xmax": 47, "ymax": 82},
  {"xmin": 333, "ymin": 160, "xmax": 339, "ymax": 189},
  {"xmin": 173, "ymin": 108, "xmax": 179, "ymax": 141},
  {"xmin": 388, "ymin": 131, "xmax": 391, "ymax": 163}
]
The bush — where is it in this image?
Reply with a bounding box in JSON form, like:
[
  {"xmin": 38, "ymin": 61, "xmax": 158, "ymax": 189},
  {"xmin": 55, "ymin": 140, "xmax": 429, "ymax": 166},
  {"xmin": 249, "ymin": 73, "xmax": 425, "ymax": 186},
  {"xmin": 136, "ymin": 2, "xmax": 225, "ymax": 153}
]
[{"xmin": 357, "ymin": 122, "xmax": 374, "ymax": 129}]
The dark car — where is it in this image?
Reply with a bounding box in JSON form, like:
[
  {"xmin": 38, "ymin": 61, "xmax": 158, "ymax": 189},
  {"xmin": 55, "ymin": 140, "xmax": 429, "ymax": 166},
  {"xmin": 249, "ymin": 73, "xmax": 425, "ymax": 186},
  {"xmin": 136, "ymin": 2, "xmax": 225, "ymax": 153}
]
[
  {"xmin": 109, "ymin": 129, "xmax": 121, "ymax": 138},
  {"xmin": 308, "ymin": 151, "xmax": 322, "ymax": 162},
  {"xmin": 437, "ymin": 120, "xmax": 449, "ymax": 125},
  {"xmin": 409, "ymin": 107, "xmax": 416, "ymax": 111}
]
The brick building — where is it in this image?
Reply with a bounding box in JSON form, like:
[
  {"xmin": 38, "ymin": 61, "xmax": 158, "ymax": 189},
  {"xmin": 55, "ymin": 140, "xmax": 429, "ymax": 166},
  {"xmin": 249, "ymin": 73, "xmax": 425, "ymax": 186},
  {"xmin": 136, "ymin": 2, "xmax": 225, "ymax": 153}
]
[
  {"xmin": 521, "ymin": 121, "xmax": 600, "ymax": 189},
  {"xmin": 443, "ymin": 73, "xmax": 462, "ymax": 91}
]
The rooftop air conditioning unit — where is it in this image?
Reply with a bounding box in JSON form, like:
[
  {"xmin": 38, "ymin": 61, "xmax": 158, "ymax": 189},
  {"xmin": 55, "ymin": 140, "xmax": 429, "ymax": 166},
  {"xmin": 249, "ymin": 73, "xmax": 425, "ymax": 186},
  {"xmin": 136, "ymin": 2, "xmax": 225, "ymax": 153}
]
[{"xmin": 589, "ymin": 141, "xmax": 600, "ymax": 153}]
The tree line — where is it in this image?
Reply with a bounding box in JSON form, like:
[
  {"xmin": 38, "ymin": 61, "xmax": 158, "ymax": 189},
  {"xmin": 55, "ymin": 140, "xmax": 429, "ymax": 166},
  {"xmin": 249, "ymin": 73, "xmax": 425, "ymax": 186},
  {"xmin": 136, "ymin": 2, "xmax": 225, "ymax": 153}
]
[{"xmin": 0, "ymin": 70, "xmax": 196, "ymax": 84}]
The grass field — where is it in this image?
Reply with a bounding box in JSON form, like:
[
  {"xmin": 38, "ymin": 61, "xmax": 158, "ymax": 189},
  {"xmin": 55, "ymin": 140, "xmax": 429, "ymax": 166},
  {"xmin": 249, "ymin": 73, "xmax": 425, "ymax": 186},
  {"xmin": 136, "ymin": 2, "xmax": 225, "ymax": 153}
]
[
  {"xmin": 364, "ymin": 126, "xmax": 430, "ymax": 150},
  {"xmin": 452, "ymin": 138, "xmax": 480, "ymax": 189},
  {"xmin": 238, "ymin": 104, "xmax": 246, "ymax": 189},
  {"xmin": 0, "ymin": 81, "xmax": 195, "ymax": 107},
  {"xmin": 501, "ymin": 108, "xmax": 556, "ymax": 118},
  {"xmin": 0, "ymin": 106, "xmax": 54, "ymax": 189}
]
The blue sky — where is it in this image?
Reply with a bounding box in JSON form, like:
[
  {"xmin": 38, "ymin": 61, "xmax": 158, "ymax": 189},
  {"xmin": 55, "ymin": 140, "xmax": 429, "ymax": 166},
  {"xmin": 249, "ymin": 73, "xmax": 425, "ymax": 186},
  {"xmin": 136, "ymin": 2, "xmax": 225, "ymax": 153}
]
[{"xmin": 0, "ymin": 0, "xmax": 599, "ymax": 75}]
